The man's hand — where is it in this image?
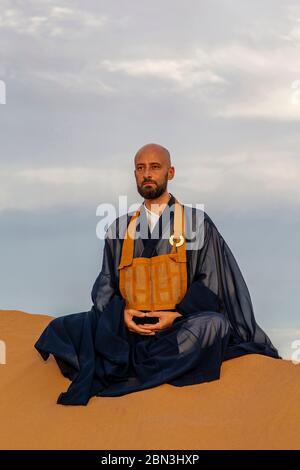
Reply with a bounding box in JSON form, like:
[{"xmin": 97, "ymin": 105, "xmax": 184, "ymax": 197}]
[
  {"xmin": 124, "ymin": 308, "xmax": 157, "ymax": 336},
  {"xmin": 140, "ymin": 311, "xmax": 183, "ymax": 332}
]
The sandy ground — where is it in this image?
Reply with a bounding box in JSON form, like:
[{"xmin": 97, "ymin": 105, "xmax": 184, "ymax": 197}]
[{"xmin": 0, "ymin": 309, "xmax": 299, "ymax": 450}]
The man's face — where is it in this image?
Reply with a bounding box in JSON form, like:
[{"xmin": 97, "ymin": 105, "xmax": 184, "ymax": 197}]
[{"xmin": 134, "ymin": 153, "xmax": 172, "ymax": 199}]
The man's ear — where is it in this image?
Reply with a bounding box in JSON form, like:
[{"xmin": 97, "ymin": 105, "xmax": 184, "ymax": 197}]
[{"xmin": 168, "ymin": 167, "xmax": 175, "ymax": 180}]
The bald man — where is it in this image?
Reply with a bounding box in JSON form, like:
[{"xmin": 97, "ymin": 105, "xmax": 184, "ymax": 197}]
[{"xmin": 35, "ymin": 143, "xmax": 280, "ymax": 406}]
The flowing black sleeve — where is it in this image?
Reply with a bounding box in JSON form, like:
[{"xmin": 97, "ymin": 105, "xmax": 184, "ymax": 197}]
[
  {"xmin": 176, "ymin": 212, "xmax": 280, "ymax": 360},
  {"xmin": 91, "ymin": 231, "xmax": 118, "ymax": 313}
]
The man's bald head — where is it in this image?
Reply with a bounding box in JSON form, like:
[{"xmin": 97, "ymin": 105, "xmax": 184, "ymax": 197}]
[
  {"xmin": 134, "ymin": 143, "xmax": 175, "ymax": 200},
  {"xmin": 134, "ymin": 143, "xmax": 171, "ymax": 168}
]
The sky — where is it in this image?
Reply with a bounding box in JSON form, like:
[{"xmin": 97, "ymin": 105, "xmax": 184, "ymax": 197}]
[{"xmin": 0, "ymin": 0, "xmax": 300, "ymax": 359}]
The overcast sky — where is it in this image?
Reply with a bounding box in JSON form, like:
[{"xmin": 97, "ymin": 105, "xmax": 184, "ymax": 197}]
[{"xmin": 0, "ymin": 0, "xmax": 300, "ymax": 359}]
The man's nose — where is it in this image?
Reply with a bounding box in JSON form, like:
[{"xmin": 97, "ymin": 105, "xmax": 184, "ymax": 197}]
[{"xmin": 142, "ymin": 168, "xmax": 154, "ymax": 179}]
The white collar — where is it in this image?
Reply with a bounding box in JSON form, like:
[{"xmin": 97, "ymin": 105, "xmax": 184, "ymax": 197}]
[{"xmin": 144, "ymin": 204, "xmax": 160, "ymax": 217}]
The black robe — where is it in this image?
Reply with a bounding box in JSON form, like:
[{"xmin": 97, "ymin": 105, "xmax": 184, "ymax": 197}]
[{"xmin": 34, "ymin": 193, "xmax": 280, "ymax": 405}]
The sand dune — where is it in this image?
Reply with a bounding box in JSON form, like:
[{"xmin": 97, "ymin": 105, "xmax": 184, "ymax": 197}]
[{"xmin": 0, "ymin": 309, "xmax": 299, "ymax": 450}]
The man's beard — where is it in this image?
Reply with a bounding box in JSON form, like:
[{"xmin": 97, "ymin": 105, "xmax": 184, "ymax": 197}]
[{"xmin": 137, "ymin": 174, "xmax": 168, "ymax": 200}]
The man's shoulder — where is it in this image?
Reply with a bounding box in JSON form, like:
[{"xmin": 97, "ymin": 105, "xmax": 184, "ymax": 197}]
[
  {"xmin": 182, "ymin": 203, "xmax": 212, "ymax": 224},
  {"xmin": 181, "ymin": 204, "xmax": 220, "ymax": 245},
  {"xmin": 105, "ymin": 211, "xmax": 135, "ymax": 240}
]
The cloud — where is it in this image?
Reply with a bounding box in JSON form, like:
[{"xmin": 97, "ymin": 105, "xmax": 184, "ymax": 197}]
[
  {"xmin": 0, "ymin": 166, "xmax": 131, "ymax": 210},
  {"xmin": 97, "ymin": 39, "xmax": 300, "ymax": 120},
  {"xmin": 30, "ymin": 69, "xmax": 116, "ymax": 96},
  {"xmin": 216, "ymin": 87, "xmax": 300, "ymax": 121},
  {"xmin": 0, "ymin": 1, "xmax": 107, "ymax": 37},
  {"xmin": 210, "ymin": 44, "xmax": 300, "ymax": 120},
  {"xmin": 1, "ymin": 149, "xmax": 299, "ymax": 212},
  {"xmin": 1, "ymin": 0, "xmax": 300, "ymax": 121},
  {"xmin": 174, "ymin": 151, "xmax": 300, "ymax": 213},
  {"xmin": 1, "ymin": 0, "xmax": 300, "ymax": 212},
  {"xmin": 101, "ymin": 56, "xmax": 225, "ymax": 90}
]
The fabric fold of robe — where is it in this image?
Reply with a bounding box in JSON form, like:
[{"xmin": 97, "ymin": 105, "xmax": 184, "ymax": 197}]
[{"xmin": 35, "ymin": 295, "xmax": 233, "ymax": 405}]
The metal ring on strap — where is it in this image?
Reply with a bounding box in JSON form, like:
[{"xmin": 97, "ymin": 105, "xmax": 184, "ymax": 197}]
[{"xmin": 169, "ymin": 234, "xmax": 185, "ymax": 247}]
